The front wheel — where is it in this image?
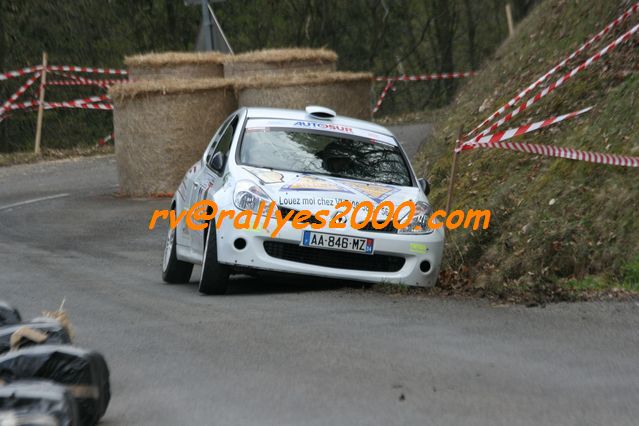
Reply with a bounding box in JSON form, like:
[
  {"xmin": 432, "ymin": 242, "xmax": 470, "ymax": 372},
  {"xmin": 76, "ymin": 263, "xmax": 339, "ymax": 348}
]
[
  {"xmin": 199, "ymin": 223, "xmax": 230, "ymax": 295},
  {"xmin": 162, "ymin": 226, "xmax": 193, "ymax": 283}
]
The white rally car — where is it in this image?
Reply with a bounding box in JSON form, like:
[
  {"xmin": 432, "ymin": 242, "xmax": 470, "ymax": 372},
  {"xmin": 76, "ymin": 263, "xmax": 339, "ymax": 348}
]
[{"xmin": 162, "ymin": 106, "xmax": 444, "ymax": 294}]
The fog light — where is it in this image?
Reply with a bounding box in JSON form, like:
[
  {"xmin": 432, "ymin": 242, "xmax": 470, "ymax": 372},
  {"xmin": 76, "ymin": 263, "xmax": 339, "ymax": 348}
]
[
  {"xmin": 234, "ymin": 238, "xmax": 247, "ymax": 250},
  {"xmin": 419, "ymin": 260, "xmax": 431, "ymax": 273}
]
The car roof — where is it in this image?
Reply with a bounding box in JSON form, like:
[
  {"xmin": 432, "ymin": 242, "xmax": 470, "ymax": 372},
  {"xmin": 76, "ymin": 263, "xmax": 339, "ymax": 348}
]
[{"xmin": 244, "ymin": 107, "xmax": 394, "ymax": 137}]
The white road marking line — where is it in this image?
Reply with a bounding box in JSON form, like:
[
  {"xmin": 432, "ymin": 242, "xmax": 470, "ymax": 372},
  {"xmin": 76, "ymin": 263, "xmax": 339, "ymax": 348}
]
[{"xmin": 0, "ymin": 193, "xmax": 70, "ymax": 211}]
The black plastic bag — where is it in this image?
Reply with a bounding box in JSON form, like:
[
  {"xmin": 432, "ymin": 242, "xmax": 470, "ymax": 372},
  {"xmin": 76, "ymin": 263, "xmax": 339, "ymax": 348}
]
[
  {"xmin": 0, "ymin": 318, "xmax": 72, "ymax": 354},
  {"xmin": 0, "ymin": 379, "xmax": 79, "ymax": 426},
  {"xmin": 0, "ymin": 345, "xmax": 110, "ymax": 426},
  {"xmin": 0, "ymin": 301, "xmax": 21, "ymax": 326}
]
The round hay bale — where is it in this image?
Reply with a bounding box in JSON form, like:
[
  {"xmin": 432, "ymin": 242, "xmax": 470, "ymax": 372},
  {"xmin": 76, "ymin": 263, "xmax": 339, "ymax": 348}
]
[
  {"xmin": 124, "ymin": 52, "xmax": 227, "ymax": 80},
  {"xmin": 110, "ymin": 79, "xmax": 237, "ymax": 196},
  {"xmin": 236, "ymin": 72, "xmax": 372, "ymax": 120},
  {"xmin": 223, "ymin": 48, "xmax": 337, "ymax": 79}
]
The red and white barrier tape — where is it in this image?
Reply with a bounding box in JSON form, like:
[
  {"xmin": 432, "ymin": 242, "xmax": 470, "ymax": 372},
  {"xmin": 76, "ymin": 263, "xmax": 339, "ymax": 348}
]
[
  {"xmin": 7, "ymin": 96, "xmax": 112, "ymax": 112},
  {"xmin": 372, "ymin": 80, "xmax": 394, "ymax": 113},
  {"xmin": 481, "ymin": 140, "xmax": 639, "ymax": 167},
  {"xmin": 466, "ymin": 2, "xmax": 639, "ymax": 139},
  {"xmin": 458, "ymin": 107, "xmax": 592, "ymax": 152},
  {"xmin": 464, "ymin": 22, "xmax": 639, "ymax": 145},
  {"xmin": 374, "ymin": 71, "xmax": 475, "ymax": 82},
  {"xmin": 6, "ymin": 100, "xmax": 39, "ymax": 111},
  {"xmin": 49, "ymin": 71, "xmax": 106, "ymax": 88},
  {"xmin": 51, "ymin": 70, "xmax": 126, "ymax": 85},
  {"xmin": 0, "ymin": 72, "xmax": 41, "ymax": 118},
  {"xmin": 47, "ymin": 80, "xmax": 114, "ymax": 88},
  {"xmin": 50, "ymin": 70, "xmax": 89, "ymax": 82},
  {"xmin": 49, "ymin": 70, "xmax": 128, "ymax": 88},
  {"xmin": 97, "ymin": 133, "xmax": 114, "ymax": 146},
  {"xmin": 46, "ymin": 65, "xmax": 127, "ymax": 76},
  {"xmin": 67, "ymin": 95, "xmax": 111, "ymax": 104},
  {"xmin": 7, "ymin": 102, "xmax": 113, "ymax": 111},
  {"xmin": 0, "ymin": 65, "xmax": 42, "ymax": 81},
  {"xmin": 44, "ymin": 102, "xmax": 113, "ymax": 111},
  {"xmin": 372, "ymin": 71, "xmax": 475, "ymax": 113}
]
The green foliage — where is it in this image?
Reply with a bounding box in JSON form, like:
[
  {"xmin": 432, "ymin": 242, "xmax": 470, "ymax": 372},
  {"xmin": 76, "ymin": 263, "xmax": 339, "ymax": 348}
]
[
  {"xmin": 565, "ymin": 276, "xmax": 609, "ymax": 291},
  {"xmin": 216, "ymin": 0, "xmax": 536, "ymax": 113},
  {"xmin": 0, "ymin": 0, "xmax": 199, "ymax": 152},
  {"xmin": 622, "ymin": 256, "xmax": 639, "ymax": 290},
  {"xmin": 1, "ymin": 0, "xmax": 536, "ymax": 152}
]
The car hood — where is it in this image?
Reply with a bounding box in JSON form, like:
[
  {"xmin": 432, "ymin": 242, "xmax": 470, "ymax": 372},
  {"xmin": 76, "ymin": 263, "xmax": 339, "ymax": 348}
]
[{"xmin": 239, "ymin": 165, "xmax": 424, "ymax": 214}]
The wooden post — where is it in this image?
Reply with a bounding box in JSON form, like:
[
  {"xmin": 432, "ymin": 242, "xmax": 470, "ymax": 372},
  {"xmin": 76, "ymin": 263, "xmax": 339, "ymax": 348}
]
[
  {"xmin": 34, "ymin": 51, "xmax": 47, "ymax": 154},
  {"xmin": 505, "ymin": 3, "xmax": 515, "ymax": 37},
  {"xmin": 445, "ymin": 126, "xmax": 464, "ymax": 216}
]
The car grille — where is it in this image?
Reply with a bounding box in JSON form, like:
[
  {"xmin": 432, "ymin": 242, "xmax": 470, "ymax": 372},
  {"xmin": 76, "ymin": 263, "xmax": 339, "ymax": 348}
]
[
  {"xmin": 263, "ymin": 241, "xmax": 405, "ymax": 272},
  {"xmin": 277, "ymin": 206, "xmax": 398, "ymax": 233},
  {"xmin": 357, "ymin": 221, "xmax": 398, "ymax": 234},
  {"xmin": 278, "ymin": 207, "xmax": 323, "ymax": 225}
]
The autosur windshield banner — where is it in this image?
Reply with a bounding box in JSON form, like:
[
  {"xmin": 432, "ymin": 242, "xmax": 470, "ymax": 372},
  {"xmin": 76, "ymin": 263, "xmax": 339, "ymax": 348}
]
[{"xmin": 244, "ymin": 119, "xmax": 398, "ymax": 146}]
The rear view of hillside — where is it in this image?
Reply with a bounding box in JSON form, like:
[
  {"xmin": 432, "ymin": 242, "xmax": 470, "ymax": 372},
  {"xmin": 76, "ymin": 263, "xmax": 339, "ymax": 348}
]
[{"xmin": 416, "ymin": 0, "xmax": 639, "ymax": 302}]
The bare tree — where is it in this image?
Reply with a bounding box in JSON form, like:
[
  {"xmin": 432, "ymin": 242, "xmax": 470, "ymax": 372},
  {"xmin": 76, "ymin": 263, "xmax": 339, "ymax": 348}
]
[
  {"xmin": 429, "ymin": 0, "xmax": 458, "ymax": 99},
  {"xmin": 463, "ymin": 0, "xmax": 477, "ymax": 70}
]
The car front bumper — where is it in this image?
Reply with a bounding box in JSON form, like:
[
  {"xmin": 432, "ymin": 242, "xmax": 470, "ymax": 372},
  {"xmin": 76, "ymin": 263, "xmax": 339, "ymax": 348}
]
[{"xmin": 214, "ymin": 214, "xmax": 444, "ymax": 287}]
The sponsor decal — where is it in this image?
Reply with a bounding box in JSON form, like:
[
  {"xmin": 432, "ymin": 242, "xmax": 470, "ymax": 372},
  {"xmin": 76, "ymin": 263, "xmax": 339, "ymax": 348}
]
[
  {"xmin": 410, "ymin": 243, "xmax": 429, "ymax": 254},
  {"xmin": 244, "ymin": 167, "xmax": 284, "ymax": 184},
  {"xmin": 244, "ymin": 118, "xmax": 398, "ymax": 146},
  {"xmin": 293, "ymin": 121, "xmax": 353, "ymax": 133},
  {"xmin": 244, "ymin": 223, "xmax": 268, "ymax": 233},
  {"xmin": 339, "ymin": 181, "xmax": 400, "ymax": 203},
  {"xmin": 282, "ymin": 175, "xmax": 353, "ymax": 193},
  {"xmin": 221, "ymin": 173, "xmax": 232, "ymax": 190}
]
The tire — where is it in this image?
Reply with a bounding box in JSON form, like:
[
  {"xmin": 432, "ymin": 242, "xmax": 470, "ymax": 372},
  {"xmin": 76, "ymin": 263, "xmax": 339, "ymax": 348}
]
[
  {"xmin": 162, "ymin": 225, "xmax": 193, "ymax": 283},
  {"xmin": 199, "ymin": 222, "xmax": 230, "ymax": 295}
]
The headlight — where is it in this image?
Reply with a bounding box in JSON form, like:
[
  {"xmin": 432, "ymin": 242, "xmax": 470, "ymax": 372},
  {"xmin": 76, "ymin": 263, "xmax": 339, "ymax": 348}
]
[
  {"xmin": 398, "ymin": 201, "xmax": 435, "ymax": 234},
  {"xmin": 233, "ymin": 180, "xmax": 274, "ymax": 215}
]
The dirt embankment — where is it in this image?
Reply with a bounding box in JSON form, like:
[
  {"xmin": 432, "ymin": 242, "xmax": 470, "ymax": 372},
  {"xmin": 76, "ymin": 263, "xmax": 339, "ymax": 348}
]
[{"xmin": 414, "ymin": 0, "xmax": 639, "ymax": 303}]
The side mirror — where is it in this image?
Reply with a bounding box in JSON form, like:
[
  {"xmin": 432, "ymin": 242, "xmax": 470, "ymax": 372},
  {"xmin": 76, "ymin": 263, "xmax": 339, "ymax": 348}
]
[
  {"xmin": 209, "ymin": 152, "xmax": 225, "ymax": 173},
  {"xmin": 418, "ymin": 178, "xmax": 430, "ymax": 196}
]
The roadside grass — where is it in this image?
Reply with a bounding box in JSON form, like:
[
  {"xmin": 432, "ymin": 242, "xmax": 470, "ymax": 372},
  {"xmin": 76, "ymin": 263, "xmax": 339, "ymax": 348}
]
[
  {"xmin": 406, "ymin": 0, "xmax": 639, "ymax": 303},
  {"xmin": 0, "ymin": 145, "xmax": 113, "ymax": 167},
  {"xmin": 564, "ymin": 258, "xmax": 639, "ymax": 296},
  {"xmin": 621, "ymin": 256, "xmax": 639, "ymax": 291}
]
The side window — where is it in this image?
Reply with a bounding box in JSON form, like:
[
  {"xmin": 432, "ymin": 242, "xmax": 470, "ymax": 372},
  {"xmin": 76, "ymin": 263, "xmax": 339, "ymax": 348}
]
[
  {"xmin": 213, "ymin": 116, "xmax": 239, "ymax": 158},
  {"xmin": 206, "ymin": 115, "xmax": 239, "ymax": 173},
  {"xmin": 205, "ymin": 115, "xmax": 234, "ymax": 162}
]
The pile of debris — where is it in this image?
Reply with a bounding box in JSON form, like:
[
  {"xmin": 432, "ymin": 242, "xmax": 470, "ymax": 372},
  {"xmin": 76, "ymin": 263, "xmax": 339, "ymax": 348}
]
[{"xmin": 0, "ymin": 301, "xmax": 110, "ymax": 426}]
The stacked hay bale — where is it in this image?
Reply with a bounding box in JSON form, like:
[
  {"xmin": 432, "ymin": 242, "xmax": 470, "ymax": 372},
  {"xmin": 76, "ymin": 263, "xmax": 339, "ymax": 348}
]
[
  {"xmin": 235, "ymin": 71, "xmax": 372, "ymax": 120},
  {"xmin": 113, "ymin": 48, "xmax": 372, "ymax": 195},
  {"xmin": 223, "ymin": 48, "xmax": 337, "ymax": 78},
  {"xmin": 124, "ymin": 51, "xmax": 226, "ymax": 80},
  {"xmin": 110, "ymin": 79, "xmax": 236, "ymax": 196}
]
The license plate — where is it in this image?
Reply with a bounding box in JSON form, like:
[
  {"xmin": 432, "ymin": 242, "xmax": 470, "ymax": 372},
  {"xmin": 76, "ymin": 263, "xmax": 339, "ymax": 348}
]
[{"xmin": 301, "ymin": 231, "xmax": 374, "ymax": 254}]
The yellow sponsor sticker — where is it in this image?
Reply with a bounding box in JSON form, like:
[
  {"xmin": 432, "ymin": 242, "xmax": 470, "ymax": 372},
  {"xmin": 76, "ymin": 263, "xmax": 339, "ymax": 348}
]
[
  {"xmin": 410, "ymin": 243, "xmax": 428, "ymax": 254},
  {"xmin": 254, "ymin": 170, "xmax": 284, "ymax": 183},
  {"xmin": 285, "ymin": 175, "xmax": 350, "ymax": 192},
  {"xmin": 340, "ymin": 181, "xmax": 399, "ymax": 202}
]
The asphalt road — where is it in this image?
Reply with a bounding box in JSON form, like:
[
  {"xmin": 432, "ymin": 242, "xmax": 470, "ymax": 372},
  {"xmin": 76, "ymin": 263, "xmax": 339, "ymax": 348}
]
[
  {"xmin": 388, "ymin": 123, "xmax": 432, "ymax": 158},
  {"xmin": 1, "ymin": 154, "xmax": 638, "ymax": 426}
]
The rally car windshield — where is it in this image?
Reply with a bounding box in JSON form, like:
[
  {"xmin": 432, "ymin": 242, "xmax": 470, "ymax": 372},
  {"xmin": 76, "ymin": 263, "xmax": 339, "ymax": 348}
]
[{"xmin": 239, "ymin": 127, "xmax": 413, "ymax": 186}]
